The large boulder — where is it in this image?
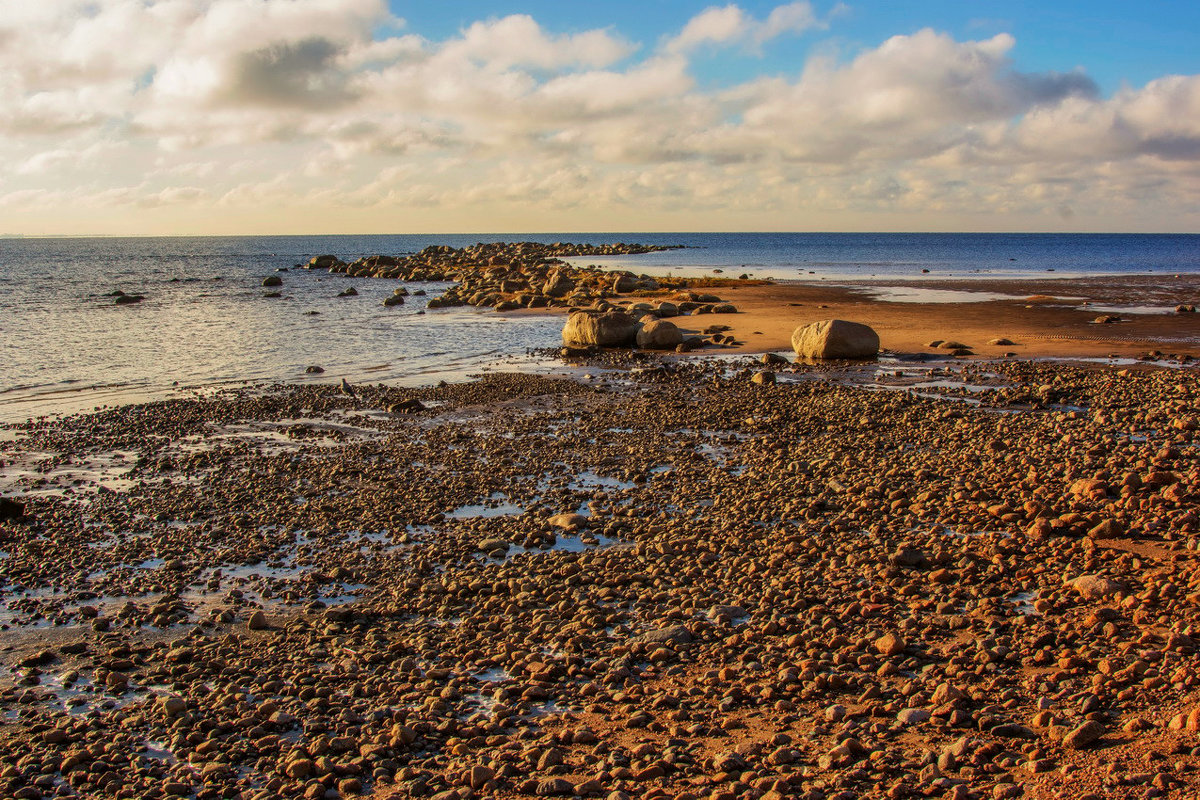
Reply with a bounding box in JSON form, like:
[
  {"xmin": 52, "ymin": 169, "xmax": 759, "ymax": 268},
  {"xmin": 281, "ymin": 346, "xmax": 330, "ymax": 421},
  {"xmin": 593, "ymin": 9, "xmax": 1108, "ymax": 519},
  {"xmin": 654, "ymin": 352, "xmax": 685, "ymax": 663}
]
[
  {"xmin": 612, "ymin": 274, "xmax": 637, "ymax": 293},
  {"xmin": 562, "ymin": 311, "xmax": 638, "ymax": 347},
  {"xmin": 792, "ymin": 319, "xmax": 879, "ymax": 360},
  {"xmin": 637, "ymin": 319, "xmax": 683, "ymax": 350},
  {"xmin": 543, "ymin": 271, "xmax": 575, "ymax": 298}
]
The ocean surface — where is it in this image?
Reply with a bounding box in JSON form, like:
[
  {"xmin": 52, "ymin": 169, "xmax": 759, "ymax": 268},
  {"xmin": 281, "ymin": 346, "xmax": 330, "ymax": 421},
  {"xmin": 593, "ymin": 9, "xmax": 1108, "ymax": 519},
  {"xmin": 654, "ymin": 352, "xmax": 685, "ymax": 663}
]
[{"xmin": 2, "ymin": 232, "xmax": 1197, "ymax": 421}]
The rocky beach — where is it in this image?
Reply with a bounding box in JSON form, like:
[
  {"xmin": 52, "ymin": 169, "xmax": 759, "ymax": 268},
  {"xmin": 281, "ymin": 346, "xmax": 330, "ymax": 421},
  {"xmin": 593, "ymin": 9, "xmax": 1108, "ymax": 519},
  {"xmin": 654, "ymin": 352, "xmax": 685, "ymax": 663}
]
[
  {"xmin": 5, "ymin": 0, "xmax": 1199, "ymax": 795},
  {"xmin": 2, "ymin": 241, "xmax": 1200, "ymax": 800}
]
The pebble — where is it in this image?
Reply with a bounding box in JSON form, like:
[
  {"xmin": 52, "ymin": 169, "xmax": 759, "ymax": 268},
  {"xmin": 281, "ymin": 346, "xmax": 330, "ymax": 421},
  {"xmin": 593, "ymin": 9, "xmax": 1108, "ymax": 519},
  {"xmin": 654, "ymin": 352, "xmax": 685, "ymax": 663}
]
[{"xmin": 0, "ymin": 360, "xmax": 1196, "ymax": 799}]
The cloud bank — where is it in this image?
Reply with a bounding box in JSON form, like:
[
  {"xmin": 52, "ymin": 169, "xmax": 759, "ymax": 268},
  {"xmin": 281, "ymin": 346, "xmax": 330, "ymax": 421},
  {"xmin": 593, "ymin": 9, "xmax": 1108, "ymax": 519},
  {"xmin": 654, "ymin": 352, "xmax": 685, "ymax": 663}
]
[{"xmin": 1, "ymin": 0, "xmax": 1197, "ymax": 233}]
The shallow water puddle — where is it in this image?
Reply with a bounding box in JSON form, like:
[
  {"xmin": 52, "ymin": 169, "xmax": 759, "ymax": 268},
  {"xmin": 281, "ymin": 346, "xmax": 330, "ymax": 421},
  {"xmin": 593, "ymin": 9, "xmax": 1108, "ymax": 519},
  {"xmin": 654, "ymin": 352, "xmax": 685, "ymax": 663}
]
[
  {"xmin": 447, "ymin": 492, "xmax": 524, "ymax": 519},
  {"xmin": 176, "ymin": 416, "xmax": 383, "ymax": 456},
  {"xmin": 0, "ymin": 666, "xmax": 152, "ymax": 718},
  {"xmin": 0, "ymin": 448, "xmax": 138, "ymax": 495},
  {"xmin": 780, "ymin": 365, "xmax": 1012, "ymax": 403},
  {"xmin": 140, "ymin": 741, "xmax": 178, "ymax": 763},
  {"xmin": 475, "ymin": 532, "xmax": 619, "ymax": 564},
  {"xmin": 568, "ymin": 470, "xmax": 636, "ymax": 492},
  {"xmin": 181, "ymin": 564, "xmax": 367, "ymax": 608},
  {"xmin": 1009, "ymin": 590, "xmax": 1040, "ymax": 615},
  {"xmin": 473, "ymin": 666, "xmax": 511, "ymax": 683},
  {"xmin": 852, "ymin": 286, "xmax": 1025, "ymax": 304}
]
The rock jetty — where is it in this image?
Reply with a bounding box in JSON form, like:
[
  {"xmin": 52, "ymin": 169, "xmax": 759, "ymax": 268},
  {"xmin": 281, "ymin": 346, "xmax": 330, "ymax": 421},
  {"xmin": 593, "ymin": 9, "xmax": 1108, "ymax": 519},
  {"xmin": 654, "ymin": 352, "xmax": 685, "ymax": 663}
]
[{"xmin": 301, "ymin": 241, "xmax": 753, "ymax": 316}]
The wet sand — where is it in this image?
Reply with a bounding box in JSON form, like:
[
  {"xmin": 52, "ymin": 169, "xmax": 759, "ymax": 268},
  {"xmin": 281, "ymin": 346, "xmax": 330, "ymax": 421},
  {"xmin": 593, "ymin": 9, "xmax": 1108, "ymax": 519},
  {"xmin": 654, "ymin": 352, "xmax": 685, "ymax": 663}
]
[
  {"xmin": 676, "ymin": 274, "xmax": 1200, "ymax": 360},
  {"xmin": 1, "ymin": 333, "xmax": 1199, "ymax": 800}
]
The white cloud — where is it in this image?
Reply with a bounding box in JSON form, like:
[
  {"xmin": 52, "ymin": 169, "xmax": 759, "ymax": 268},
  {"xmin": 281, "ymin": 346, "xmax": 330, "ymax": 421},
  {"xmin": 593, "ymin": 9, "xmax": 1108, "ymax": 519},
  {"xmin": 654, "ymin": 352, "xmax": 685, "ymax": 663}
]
[
  {"xmin": 665, "ymin": 2, "xmax": 823, "ymax": 54},
  {"xmin": 445, "ymin": 15, "xmax": 634, "ymax": 70},
  {"xmin": 0, "ymin": 2, "xmax": 1196, "ymax": 233},
  {"xmin": 758, "ymin": 2, "xmax": 821, "ymax": 44},
  {"xmin": 666, "ymin": 5, "xmax": 750, "ymax": 53}
]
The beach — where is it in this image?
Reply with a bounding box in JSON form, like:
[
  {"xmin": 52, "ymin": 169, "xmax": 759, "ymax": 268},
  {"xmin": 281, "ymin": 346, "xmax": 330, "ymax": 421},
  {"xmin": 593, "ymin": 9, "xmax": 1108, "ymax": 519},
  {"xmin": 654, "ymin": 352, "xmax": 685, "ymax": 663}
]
[
  {"xmin": 678, "ymin": 274, "xmax": 1200, "ymax": 361},
  {"xmin": 1, "ymin": 242, "xmax": 1199, "ymax": 800}
]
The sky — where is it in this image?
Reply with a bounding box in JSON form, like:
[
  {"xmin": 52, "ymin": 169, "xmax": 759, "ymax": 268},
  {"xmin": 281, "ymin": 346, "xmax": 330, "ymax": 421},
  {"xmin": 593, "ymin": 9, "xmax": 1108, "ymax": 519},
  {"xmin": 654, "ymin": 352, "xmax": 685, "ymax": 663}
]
[{"xmin": 1, "ymin": 1, "xmax": 1198, "ymax": 235}]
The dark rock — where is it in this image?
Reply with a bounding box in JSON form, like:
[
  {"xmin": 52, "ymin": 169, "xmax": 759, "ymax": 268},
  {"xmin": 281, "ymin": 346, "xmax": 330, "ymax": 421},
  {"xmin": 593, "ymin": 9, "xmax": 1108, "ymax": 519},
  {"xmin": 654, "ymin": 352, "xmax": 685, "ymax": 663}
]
[{"xmin": 0, "ymin": 497, "xmax": 25, "ymax": 521}]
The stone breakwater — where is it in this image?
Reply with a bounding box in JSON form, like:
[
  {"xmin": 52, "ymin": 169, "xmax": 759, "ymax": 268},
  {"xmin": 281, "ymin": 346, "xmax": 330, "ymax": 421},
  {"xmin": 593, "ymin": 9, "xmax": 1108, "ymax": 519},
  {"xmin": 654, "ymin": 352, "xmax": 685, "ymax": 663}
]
[
  {"xmin": 301, "ymin": 242, "xmax": 752, "ymax": 315},
  {"xmin": 0, "ymin": 358, "xmax": 1199, "ymax": 800}
]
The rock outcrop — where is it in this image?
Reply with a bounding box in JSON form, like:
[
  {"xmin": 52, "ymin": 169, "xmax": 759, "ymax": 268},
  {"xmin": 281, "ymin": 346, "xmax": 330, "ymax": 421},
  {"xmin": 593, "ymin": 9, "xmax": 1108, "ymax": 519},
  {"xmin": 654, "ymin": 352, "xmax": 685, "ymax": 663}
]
[{"xmin": 298, "ymin": 241, "xmax": 757, "ymax": 314}]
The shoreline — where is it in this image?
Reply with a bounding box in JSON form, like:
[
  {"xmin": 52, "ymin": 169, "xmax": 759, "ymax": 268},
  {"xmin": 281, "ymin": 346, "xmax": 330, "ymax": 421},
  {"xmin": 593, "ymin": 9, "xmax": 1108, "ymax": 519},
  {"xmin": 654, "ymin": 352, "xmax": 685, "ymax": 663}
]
[{"xmin": 3, "ymin": 271, "xmax": 1196, "ymax": 424}]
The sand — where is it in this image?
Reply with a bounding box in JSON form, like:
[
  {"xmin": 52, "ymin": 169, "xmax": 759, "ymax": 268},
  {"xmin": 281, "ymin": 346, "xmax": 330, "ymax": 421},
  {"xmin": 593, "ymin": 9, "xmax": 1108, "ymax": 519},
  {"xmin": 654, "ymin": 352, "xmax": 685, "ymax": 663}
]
[{"xmin": 674, "ymin": 274, "xmax": 1200, "ymax": 360}]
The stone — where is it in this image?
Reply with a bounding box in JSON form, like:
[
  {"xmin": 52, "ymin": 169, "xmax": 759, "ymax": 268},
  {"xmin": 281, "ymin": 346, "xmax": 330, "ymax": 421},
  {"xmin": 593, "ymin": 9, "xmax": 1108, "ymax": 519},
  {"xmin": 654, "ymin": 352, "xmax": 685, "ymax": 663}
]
[
  {"xmin": 633, "ymin": 626, "xmax": 693, "ymax": 646},
  {"xmin": 1072, "ymin": 574, "xmax": 1124, "ymax": 600},
  {"xmin": 562, "ymin": 311, "xmax": 639, "ymax": 347},
  {"xmin": 792, "ymin": 319, "xmax": 879, "ymax": 360},
  {"xmin": 897, "ymin": 708, "xmax": 930, "ymax": 725},
  {"xmin": 161, "ymin": 696, "xmax": 187, "ymax": 716},
  {"xmin": 890, "ymin": 547, "xmax": 926, "ymax": 567},
  {"xmin": 931, "ymin": 683, "xmax": 967, "ymax": 705},
  {"xmin": 0, "ymin": 497, "xmax": 25, "ymax": 521},
  {"xmin": 304, "ymin": 365, "xmax": 324, "ymax": 373},
  {"xmin": 612, "ymin": 275, "xmax": 637, "ymax": 293},
  {"xmin": 306, "ymin": 255, "xmax": 344, "ymax": 270},
  {"xmin": 751, "ymin": 371, "xmax": 776, "ymax": 385},
  {"xmin": 262, "ymin": 276, "xmax": 282, "ymax": 287},
  {"xmin": 247, "ymin": 610, "xmax": 269, "ymax": 630},
  {"xmin": 1087, "ymin": 518, "xmax": 1124, "ymax": 539},
  {"xmin": 1063, "ymin": 720, "xmax": 1105, "ymax": 749},
  {"xmin": 1070, "ymin": 478, "xmax": 1109, "ymax": 500},
  {"xmin": 467, "ymin": 765, "xmax": 494, "ymax": 791},
  {"xmin": 636, "ymin": 319, "xmax": 684, "ymax": 350},
  {"xmin": 549, "ymin": 513, "xmax": 588, "ymax": 530},
  {"xmin": 875, "ymin": 632, "xmax": 906, "ymax": 656},
  {"xmin": 536, "ymin": 778, "xmax": 575, "ymax": 796}
]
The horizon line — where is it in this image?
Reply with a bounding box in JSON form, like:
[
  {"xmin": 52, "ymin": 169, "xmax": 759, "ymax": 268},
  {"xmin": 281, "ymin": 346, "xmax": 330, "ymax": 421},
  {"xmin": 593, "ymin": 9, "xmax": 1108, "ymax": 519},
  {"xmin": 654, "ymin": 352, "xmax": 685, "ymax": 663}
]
[{"xmin": 3, "ymin": 230, "xmax": 1198, "ymax": 239}]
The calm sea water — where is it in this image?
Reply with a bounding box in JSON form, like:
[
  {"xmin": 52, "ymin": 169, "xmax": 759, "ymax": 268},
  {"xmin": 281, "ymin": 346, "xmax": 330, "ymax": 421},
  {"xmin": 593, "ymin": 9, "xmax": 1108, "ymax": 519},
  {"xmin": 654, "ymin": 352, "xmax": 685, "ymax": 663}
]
[{"xmin": 1, "ymin": 233, "xmax": 1197, "ymax": 421}]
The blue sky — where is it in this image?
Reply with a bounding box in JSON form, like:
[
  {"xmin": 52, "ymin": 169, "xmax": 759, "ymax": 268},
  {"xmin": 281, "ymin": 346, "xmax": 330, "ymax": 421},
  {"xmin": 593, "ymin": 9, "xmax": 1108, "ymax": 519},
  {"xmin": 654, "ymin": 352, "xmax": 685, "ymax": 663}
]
[
  {"xmin": 1, "ymin": 1, "xmax": 1198, "ymax": 234},
  {"xmin": 393, "ymin": 1, "xmax": 1200, "ymax": 94}
]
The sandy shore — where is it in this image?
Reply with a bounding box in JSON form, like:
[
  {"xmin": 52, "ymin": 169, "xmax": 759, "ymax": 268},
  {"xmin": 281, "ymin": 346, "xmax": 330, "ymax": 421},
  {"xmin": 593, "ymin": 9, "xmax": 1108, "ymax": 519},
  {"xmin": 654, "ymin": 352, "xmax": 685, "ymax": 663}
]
[
  {"xmin": 674, "ymin": 274, "xmax": 1200, "ymax": 360},
  {"xmin": 1, "ymin": 347, "xmax": 1199, "ymax": 800}
]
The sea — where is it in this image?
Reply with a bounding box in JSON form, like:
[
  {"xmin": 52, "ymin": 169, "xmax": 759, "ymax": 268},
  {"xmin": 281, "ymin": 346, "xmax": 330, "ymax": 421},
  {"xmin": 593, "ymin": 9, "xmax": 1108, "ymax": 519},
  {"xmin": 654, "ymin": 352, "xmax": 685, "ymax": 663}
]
[{"xmin": 1, "ymin": 232, "xmax": 1197, "ymax": 422}]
